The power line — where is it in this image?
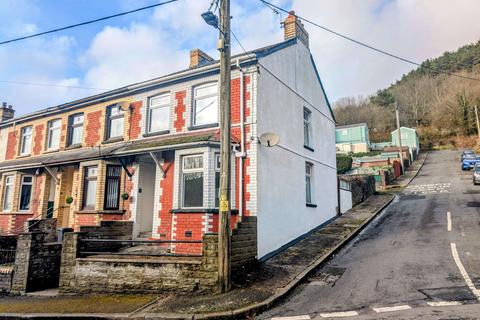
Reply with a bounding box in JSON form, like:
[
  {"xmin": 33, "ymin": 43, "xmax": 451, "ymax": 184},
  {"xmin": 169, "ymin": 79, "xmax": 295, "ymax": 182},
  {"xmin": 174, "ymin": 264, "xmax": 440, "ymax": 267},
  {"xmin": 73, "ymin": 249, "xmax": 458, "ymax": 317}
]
[
  {"xmin": 231, "ymin": 30, "xmax": 335, "ymax": 125},
  {"xmin": 260, "ymin": 0, "xmax": 480, "ymax": 82},
  {"xmin": 0, "ymin": 0, "xmax": 179, "ymax": 45},
  {"xmin": 0, "ymin": 80, "xmax": 107, "ymax": 90}
]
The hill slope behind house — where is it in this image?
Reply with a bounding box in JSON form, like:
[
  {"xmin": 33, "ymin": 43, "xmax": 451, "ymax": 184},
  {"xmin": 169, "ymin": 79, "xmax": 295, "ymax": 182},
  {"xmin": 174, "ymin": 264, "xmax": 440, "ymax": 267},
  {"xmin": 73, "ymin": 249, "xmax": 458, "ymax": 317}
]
[{"xmin": 334, "ymin": 40, "xmax": 480, "ymax": 148}]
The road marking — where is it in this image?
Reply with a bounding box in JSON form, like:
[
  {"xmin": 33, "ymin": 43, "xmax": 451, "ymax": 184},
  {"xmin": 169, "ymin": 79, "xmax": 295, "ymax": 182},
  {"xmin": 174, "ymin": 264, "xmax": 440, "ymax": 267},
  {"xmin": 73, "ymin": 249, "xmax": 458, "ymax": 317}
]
[
  {"xmin": 271, "ymin": 316, "xmax": 311, "ymax": 320},
  {"xmin": 319, "ymin": 311, "xmax": 359, "ymax": 318},
  {"xmin": 450, "ymin": 243, "xmax": 480, "ymax": 300},
  {"xmin": 372, "ymin": 305, "xmax": 412, "ymax": 313},
  {"xmin": 447, "ymin": 211, "xmax": 452, "ymax": 231},
  {"xmin": 427, "ymin": 301, "xmax": 462, "ymax": 307}
]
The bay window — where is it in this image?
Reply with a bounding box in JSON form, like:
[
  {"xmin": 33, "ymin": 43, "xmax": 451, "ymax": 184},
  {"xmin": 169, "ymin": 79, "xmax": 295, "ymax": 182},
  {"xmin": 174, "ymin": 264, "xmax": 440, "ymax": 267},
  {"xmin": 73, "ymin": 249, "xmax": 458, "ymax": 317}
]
[
  {"xmin": 47, "ymin": 119, "xmax": 61, "ymax": 150},
  {"xmin": 82, "ymin": 166, "xmax": 98, "ymax": 210},
  {"xmin": 193, "ymin": 83, "xmax": 218, "ymax": 126},
  {"xmin": 2, "ymin": 176, "xmax": 13, "ymax": 212},
  {"xmin": 148, "ymin": 93, "xmax": 170, "ymax": 133},
  {"xmin": 182, "ymin": 155, "xmax": 204, "ymax": 208},
  {"xmin": 19, "ymin": 175, "xmax": 33, "ymax": 211},
  {"xmin": 20, "ymin": 126, "xmax": 32, "ymax": 155},
  {"xmin": 104, "ymin": 165, "xmax": 121, "ymax": 210}
]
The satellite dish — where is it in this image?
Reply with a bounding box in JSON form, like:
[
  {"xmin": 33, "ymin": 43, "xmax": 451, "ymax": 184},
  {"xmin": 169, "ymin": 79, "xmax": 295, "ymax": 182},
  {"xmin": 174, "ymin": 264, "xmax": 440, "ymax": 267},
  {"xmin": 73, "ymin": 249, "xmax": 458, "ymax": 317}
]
[{"xmin": 259, "ymin": 132, "xmax": 280, "ymax": 147}]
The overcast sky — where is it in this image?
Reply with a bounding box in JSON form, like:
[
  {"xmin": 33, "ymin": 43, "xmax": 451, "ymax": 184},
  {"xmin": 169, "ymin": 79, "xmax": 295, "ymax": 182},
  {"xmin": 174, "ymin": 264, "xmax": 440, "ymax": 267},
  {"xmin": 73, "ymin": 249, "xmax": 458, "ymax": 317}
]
[{"xmin": 0, "ymin": 0, "xmax": 479, "ymax": 116}]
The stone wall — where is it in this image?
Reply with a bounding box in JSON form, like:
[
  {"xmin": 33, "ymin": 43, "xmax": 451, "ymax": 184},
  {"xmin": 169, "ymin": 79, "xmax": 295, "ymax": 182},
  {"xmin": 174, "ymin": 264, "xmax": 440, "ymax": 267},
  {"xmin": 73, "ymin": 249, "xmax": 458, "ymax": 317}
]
[
  {"xmin": 59, "ymin": 233, "xmax": 219, "ymax": 294},
  {"xmin": 27, "ymin": 218, "xmax": 58, "ymax": 243},
  {"xmin": 231, "ymin": 216, "xmax": 257, "ymax": 274},
  {"xmin": 339, "ymin": 175, "xmax": 376, "ymax": 207},
  {"xmin": 11, "ymin": 232, "xmax": 62, "ymax": 293}
]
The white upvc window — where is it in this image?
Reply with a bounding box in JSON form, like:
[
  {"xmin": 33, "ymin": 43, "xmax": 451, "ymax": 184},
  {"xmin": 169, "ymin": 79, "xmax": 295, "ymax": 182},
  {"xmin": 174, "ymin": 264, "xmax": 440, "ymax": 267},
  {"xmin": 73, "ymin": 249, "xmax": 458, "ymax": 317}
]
[
  {"xmin": 19, "ymin": 175, "xmax": 33, "ymax": 211},
  {"xmin": 193, "ymin": 82, "xmax": 218, "ymax": 126},
  {"xmin": 304, "ymin": 107, "xmax": 312, "ymax": 147},
  {"xmin": 305, "ymin": 162, "xmax": 313, "ymax": 204},
  {"xmin": 106, "ymin": 105, "xmax": 124, "ymax": 140},
  {"xmin": 82, "ymin": 166, "xmax": 98, "ymax": 210},
  {"xmin": 2, "ymin": 175, "xmax": 14, "ymax": 212},
  {"xmin": 68, "ymin": 113, "xmax": 84, "ymax": 146},
  {"xmin": 182, "ymin": 155, "xmax": 204, "ymax": 208},
  {"xmin": 148, "ymin": 93, "xmax": 170, "ymax": 133},
  {"xmin": 47, "ymin": 119, "xmax": 61, "ymax": 150},
  {"xmin": 20, "ymin": 126, "xmax": 33, "ymax": 156},
  {"xmin": 214, "ymin": 153, "xmax": 221, "ymax": 207}
]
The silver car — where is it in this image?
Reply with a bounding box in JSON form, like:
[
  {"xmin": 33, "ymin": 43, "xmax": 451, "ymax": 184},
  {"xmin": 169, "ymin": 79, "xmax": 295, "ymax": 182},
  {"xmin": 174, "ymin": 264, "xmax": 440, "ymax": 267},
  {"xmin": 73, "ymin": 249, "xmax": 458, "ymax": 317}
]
[{"xmin": 473, "ymin": 163, "xmax": 480, "ymax": 185}]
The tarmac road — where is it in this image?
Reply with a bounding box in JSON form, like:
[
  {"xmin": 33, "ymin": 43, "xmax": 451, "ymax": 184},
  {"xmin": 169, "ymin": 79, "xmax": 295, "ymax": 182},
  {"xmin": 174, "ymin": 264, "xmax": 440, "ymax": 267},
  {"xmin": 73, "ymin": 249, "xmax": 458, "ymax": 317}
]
[{"xmin": 259, "ymin": 150, "xmax": 480, "ymax": 319}]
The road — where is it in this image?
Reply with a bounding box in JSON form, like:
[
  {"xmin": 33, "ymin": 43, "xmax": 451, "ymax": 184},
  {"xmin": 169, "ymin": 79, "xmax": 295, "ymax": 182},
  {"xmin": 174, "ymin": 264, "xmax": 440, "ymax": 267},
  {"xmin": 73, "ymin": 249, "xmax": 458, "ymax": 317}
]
[{"xmin": 259, "ymin": 151, "xmax": 480, "ymax": 319}]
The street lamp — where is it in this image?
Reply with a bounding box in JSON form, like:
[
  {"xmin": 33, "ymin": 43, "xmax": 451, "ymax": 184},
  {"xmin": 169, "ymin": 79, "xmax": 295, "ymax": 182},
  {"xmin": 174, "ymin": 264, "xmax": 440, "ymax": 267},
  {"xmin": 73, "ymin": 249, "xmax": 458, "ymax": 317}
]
[{"xmin": 201, "ymin": 11, "xmax": 219, "ymax": 29}]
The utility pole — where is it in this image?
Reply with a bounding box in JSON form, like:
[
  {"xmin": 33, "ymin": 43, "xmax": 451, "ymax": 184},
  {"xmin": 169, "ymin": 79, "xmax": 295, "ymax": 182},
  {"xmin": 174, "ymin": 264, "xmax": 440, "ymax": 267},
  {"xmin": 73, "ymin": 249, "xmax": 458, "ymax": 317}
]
[
  {"xmin": 218, "ymin": 0, "xmax": 231, "ymax": 293},
  {"xmin": 475, "ymin": 105, "xmax": 480, "ymax": 143},
  {"xmin": 395, "ymin": 102, "xmax": 405, "ymax": 174}
]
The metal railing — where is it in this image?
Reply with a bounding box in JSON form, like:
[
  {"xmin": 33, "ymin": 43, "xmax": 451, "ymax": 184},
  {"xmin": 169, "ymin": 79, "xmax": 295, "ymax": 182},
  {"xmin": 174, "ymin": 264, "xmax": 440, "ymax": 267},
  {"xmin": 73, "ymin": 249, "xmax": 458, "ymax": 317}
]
[
  {"xmin": 78, "ymin": 239, "xmax": 203, "ymax": 258},
  {"xmin": 0, "ymin": 249, "xmax": 16, "ymax": 265}
]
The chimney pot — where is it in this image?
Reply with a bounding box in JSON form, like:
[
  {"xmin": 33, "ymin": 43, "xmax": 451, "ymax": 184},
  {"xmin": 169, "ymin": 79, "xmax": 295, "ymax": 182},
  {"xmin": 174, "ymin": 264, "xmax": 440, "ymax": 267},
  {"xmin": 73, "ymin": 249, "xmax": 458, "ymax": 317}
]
[
  {"xmin": 0, "ymin": 103, "xmax": 15, "ymax": 122},
  {"xmin": 2, "ymin": 102, "xmax": 6, "ymax": 108},
  {"xmin": 189, "ymin": 49, "xmax": 214, "ymax": 68},
  {"xmin": 283, "ymin": 11, "xmax": 309, "ymax": 48}
]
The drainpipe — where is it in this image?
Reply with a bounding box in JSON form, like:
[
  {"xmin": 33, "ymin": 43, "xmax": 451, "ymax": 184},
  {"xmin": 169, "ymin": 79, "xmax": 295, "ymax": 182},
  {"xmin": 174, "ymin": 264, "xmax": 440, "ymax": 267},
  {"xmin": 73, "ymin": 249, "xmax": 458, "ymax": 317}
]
[{"xmin": 236, "ymin": 59, "xmax": 246, "ymax": 218}]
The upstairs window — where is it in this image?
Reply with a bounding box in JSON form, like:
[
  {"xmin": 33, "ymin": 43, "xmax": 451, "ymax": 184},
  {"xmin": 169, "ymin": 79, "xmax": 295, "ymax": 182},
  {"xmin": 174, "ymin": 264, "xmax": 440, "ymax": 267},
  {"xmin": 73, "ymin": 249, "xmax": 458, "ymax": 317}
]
[
  {"xmin": 303, "ymin": 107, "xmax": 312, "ymax": 148},
  {"xmin": 148, "ymin": 93, "xmax": 170, "ymax": 133},
  {"xmin": 47, "ymin": 119, "xmax": 61, "ymax": 150},
  {"xmin": 20, "ymin": 126, "xmax": 32, "ymax": 156},
  {"xmin": 2, "ymin": 175, "xmax": 13, "ymax": 212},
  {"xmin": 106, "ymin": 105, "xmax": 124, "ymax": 140},
  {"xmin": 82, "ymin": 166, "xmax": 98, "ymax": 210},
  {"xmin": 68, "ymin": 113, "xmax": 84, "ymax": 146},
  {"xmin": 305, "ymin": 162, "xmax": 313, "ymax": 205},
  {"xmin": 104, "ymin": 165, "xmax": 121, "ymax": 210},
  {"xmin": 19, "ymin": 175, "xmax": 33, "ymax": 211},
  {"xmin": 182, "ymin": 155, "xmax": 204, "ymax": 208},
  {"xmin": 193, "ymin": 83, "xmax": 218, "ymax": 126}
]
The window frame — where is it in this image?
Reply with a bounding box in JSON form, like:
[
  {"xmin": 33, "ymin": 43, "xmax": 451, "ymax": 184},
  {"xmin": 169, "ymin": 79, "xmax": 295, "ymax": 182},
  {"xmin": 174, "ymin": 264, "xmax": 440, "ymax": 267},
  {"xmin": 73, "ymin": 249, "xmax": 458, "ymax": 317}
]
[
  {"xmin": 305, "ymin": 162, "xmax": 314, "ymax": 205},
  {"xmin": 147, "ymin": 93, "xmax": 171, "ymax": 134},
  {"xmin": 303, "ymin": 107, "xmax": 312, "ymax": 149},
  {"xmin": 181, "ymin": 154, "xmax": 204, "ymax": 208},
  {"xmin": 214, "ymin": 153, "xmax": 221, "ymax": 208},
  {"xmin": 67, "ymin": 113, "xmax": 84, "ymax": 147},
  {"xmin": 105, "ymin": 105, "xmax": 125, "ymax": 141},
  {"xmin": 2, "ymin": 175, "xmax": 14, "ymax": 212},
  {"xmin": 19, "ymin": 126, "xmax": 33, "ymax": 156},
  {"xmin": 82, "ymin": 166, "xmax": 98, "ymax": 210},
  {"xmin": 46, "ymin": 118, "xmax": 62, "ymax": 151},
  {"xmin": 103, "ymin": 165, "xmax": 122, "ymax": 210},
  {"xmin": 192, "ymin": 82, "xmax": 219, "ymax": 127},
  {"xmin": 18, "ymin": 175, "xmax": 34, "ymax": 212}
]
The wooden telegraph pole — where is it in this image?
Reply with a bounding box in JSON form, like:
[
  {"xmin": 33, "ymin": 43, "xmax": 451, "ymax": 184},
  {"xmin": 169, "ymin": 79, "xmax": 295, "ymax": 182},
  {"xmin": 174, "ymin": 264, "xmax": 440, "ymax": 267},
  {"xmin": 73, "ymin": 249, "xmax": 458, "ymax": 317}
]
[
  {"xmin": 474, "ymin": 105, "xmax": 480, "ymax": 144},
  {"xmin": 395, "ymin": 102, "xmax": 405, "ymax": 174},
  {"xmin": 218, "ymin": 0, "xmax": 232, "ymax": 293}
]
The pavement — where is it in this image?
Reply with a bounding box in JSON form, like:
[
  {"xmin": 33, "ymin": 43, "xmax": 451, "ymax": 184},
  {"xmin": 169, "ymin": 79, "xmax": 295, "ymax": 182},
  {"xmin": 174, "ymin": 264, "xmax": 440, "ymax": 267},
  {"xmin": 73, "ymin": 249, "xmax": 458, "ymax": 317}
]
[
  {"xmin": 261, "ymin": 150, "xmax": 480, "ymax": 319},
  {"xmin": 0, "ymin": 152, "xmax": 428, "ymax": 319}
]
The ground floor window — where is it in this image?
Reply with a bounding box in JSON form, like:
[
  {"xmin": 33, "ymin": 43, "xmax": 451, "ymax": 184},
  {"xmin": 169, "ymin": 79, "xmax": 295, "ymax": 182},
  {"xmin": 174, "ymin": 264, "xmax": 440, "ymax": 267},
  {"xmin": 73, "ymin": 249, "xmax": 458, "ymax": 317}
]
[
  {"xmin": 104, "ymin": 165, "xmax": 121, "ymax": 210},
  {"xmin": 182, "ymin": 155, "xmax": 204, "ymax": 208},
  {"xmin": 82, "ymin": 166, "xmax": 98, "ymax": 210},
  {"xmin": 19, "ymin": 175, "xmax": 33, "ymax": 211},
  {"xmin": 2, "ymin": 176, "xmax": 13, "ymax": 211},
  {"xmin": 305, "ymin": 162, "xmax": 313, "ymax": 204}
]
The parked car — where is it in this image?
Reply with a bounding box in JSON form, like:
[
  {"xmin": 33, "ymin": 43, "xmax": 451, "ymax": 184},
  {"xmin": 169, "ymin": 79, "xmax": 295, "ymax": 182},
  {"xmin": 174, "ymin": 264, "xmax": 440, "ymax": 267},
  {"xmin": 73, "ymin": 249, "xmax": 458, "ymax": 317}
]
[
  {"xmin": 474, "ymin": 164, "xmax": 480, "ymax": 185},
  {"xmin": 461, "ymin": 150, "xmax": 476, "ymax": 161},
  {"xmin": 462, "ymin": 156, "xmax": 480, "ymax": 170}
]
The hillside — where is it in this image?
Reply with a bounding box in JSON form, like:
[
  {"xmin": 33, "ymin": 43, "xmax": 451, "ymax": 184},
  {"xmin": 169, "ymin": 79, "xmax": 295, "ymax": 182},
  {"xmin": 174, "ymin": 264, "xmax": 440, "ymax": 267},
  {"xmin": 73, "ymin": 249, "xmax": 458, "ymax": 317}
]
[{"xmin": 334, "ymin": 40, "xmax": 480, "ymax": 147}]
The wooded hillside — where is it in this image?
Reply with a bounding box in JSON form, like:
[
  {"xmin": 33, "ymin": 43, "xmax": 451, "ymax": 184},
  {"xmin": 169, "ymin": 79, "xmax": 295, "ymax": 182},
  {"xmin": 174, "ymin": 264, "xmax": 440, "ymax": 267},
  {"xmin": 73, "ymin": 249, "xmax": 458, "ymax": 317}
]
[{"xmin": 334, "ymin": 40, "xmax": 480, "ymax": 147}]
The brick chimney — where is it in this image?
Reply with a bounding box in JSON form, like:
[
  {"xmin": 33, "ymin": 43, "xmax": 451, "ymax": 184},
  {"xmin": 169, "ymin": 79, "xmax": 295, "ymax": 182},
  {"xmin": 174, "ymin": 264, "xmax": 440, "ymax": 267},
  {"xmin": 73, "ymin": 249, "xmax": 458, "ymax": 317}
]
[
  {"xmin": 189, "ymin": 49, "xmax": 214, "ymax": 68},
  {"xmin": 283, "ymin": 11, "xmax": 309, "ymax": 48},
  {"xmin": 0, "ymin": 102, "xmax": 15, "ymax": 122}
]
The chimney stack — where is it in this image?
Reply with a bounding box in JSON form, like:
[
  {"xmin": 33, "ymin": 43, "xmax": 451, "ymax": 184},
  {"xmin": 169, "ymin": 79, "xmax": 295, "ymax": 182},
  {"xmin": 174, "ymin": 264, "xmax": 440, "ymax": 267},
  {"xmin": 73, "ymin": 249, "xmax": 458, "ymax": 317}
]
[
  {"xmin": 0, "ymin": 102, "xmax": 15, "ymax": 122},
  {"xmin": 283, "ymin": 11, "xmax": 309, "ymax": 48},
  {"xmin": 189, "ymin": 49, "xmax": 214, "ymax": 69}
]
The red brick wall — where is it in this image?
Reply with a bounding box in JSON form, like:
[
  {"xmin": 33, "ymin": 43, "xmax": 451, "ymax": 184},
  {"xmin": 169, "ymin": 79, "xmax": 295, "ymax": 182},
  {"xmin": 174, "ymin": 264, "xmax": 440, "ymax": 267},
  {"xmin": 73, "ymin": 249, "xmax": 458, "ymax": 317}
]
[
  {"xmin": 12, "ymin": 213, "xmax": 33, "ymax": 233},
  {"xmin": 0, "ymin": 215, "xmax": 11, "ymax": 234},
  {"xmin": 85, "ymin": 110, "xmax": 102, "ymax": 147},
  {"xmin": 74, "ymin": 213, "xmax": 98, "ymax": 231},
  {"xmin": 30, "ymin": 174, "xmax": 44, "ymax": 215},
  {"xmin": 174, "ymin": 91, "xmax": 186, "ymax": 132},
  {"xmin": 157, "ymin": 152, "xmax": 174, "ymax": 239},
  {"xmin": 5, "ymin": 131, "xmax": 17, "ymax": 160},
  {"xmin": 33, "ymin": 124, "xmax": 44, "ymax": 156},
  {"xmin": 122, "ymin": 165, "xmax": 136, "ymax": 219},
  {"xmin": 129, "ymin": 101, "xmax": 142, "ymax": 140},
  {"xmin": 174, "ymin": 213, "xmax": 204, "ymax": 254}
]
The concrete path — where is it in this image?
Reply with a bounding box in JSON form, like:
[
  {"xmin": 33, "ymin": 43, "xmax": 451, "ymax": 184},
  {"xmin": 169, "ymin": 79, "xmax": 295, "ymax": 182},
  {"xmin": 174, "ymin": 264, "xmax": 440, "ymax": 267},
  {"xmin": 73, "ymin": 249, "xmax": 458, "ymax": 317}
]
[{"xmin": 260, "ymin": 150, "xmax": 480, "ymax": 319}]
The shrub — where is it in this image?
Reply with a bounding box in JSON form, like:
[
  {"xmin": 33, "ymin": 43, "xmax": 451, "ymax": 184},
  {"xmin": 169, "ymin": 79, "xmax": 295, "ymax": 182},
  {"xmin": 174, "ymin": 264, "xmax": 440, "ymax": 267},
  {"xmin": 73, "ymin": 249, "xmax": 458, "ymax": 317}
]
[{"xmin": 337, "ymin": 155, "xmax": 353, "ymax": 174}]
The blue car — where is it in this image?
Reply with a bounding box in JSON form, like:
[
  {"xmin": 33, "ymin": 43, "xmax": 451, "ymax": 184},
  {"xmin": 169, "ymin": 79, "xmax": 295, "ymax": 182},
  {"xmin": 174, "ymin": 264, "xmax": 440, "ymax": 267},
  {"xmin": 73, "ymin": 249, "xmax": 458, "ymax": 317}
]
[{"xmin": 462, "ymin": 156, "xmax": 480, "ymax": 170}]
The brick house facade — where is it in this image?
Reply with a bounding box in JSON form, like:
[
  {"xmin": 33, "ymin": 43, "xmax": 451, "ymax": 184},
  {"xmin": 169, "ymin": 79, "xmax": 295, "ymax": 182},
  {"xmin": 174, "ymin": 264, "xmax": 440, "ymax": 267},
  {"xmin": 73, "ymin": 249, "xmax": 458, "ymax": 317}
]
[{"xmin": 0, "ymin": 13, "xmax": 337, "ymax": 259}]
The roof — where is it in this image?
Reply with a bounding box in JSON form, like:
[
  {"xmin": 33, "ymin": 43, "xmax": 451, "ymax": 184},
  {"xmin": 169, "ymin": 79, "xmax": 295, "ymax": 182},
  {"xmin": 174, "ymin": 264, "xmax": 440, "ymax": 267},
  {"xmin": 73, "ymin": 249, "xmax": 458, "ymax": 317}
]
[
  {"xmin": 336, "ymin": 123, "xmax": 369, "ymax": 130},
  {"xmin": 391, "ymin": 126, "xmax": 418, "ymax": 133},
  {"xmin": 1, "ymin": 39, "xmax": 298, "ymax": 127}
]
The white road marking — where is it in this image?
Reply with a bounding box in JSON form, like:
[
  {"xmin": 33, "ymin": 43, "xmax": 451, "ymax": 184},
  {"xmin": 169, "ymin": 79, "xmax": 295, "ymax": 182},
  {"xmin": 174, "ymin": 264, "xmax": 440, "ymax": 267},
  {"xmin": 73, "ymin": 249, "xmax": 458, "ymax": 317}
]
[
  {"xmin": 447, "ymin": 211, "xmax": 452, "ymax": 231},
  {"xmin": 427, "ymin": 301, "xmax": 462, "ymax": 307},
  {"xmin": 271, "ymin": 316, "xmax": 311, "ymax": 320},
  {"xmin": 372, "ymin": 305, "xmax": 412, "ymax": 313},
  {"xmin": 319, "ymin": 311, "xmax": 359, "ymax": 318},
  {"xmin": 450, "ymin": 243, "xmax": 480, "ymax": 300}
]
